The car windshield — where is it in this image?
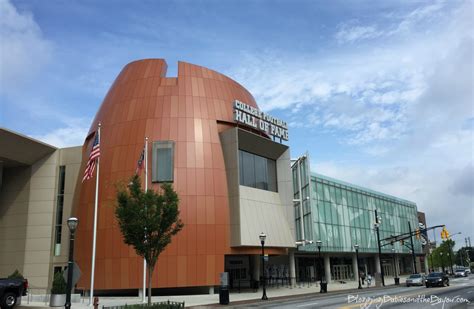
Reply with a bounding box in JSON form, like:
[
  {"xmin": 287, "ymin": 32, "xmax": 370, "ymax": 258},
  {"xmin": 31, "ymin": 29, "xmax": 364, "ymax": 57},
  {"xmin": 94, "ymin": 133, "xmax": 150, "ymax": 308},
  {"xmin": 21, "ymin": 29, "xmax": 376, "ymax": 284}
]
[
  {"xmin": 409, "ymin": 274, "xmax": 421, "ymax": 278},
  {"xmin": 428, "ymin": 273, "xmax": 442, "ymax": 277}
]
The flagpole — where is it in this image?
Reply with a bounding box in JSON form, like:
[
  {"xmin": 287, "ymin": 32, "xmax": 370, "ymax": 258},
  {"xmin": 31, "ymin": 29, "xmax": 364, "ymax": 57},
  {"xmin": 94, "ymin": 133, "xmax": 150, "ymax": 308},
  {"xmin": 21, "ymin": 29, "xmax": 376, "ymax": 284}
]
[
  {"xmin": 142, "ymin": 137, "xmax": 148, "ymax": 303},
  {"xmin": 89, "ymin": 123, "xmax": 101, "ymax": 306}
]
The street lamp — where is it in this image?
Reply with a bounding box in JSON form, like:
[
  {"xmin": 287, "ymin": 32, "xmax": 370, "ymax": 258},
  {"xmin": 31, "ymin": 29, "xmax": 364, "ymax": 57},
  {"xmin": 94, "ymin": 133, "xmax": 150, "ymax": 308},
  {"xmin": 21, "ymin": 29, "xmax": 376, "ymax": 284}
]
[
  {"xmin": 316, "ymin": 240, "xmax": 325, "ymax": 293},
  {"xmin": 440, "ymin": 252, "xmax": 445, "ymax": 274},
  {"xmin": 429, "ymin": 248, "xmax": 434, "ymax": 273},
  {"xmin": 447, "ymin": 252, "xmax": 453, "ymax": 275},
  {"xmin": 391, "ymin": 247, "xmax": 398, "ymax": 283},
  {"xmin": 259, "ymin": 232, "xmax": 268, "ymax": 300},
  {"xmin": 354, "ymin": 244, "xmax": 362, "ymax": 289},
  {"xmin": 374, "ymin": 210, "xmax": 385, "ymax": 286},
  {"xmin": 65, "ymin": 217, "xmax": 79, "ymax": 309}
]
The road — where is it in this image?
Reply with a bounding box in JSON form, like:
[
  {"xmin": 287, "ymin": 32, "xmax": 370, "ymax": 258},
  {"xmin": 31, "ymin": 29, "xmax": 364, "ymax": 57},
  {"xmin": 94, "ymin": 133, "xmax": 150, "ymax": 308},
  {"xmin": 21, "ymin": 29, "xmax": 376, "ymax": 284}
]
[{"xmin": 230, "ymin": 276, "xmax": 474, "ymax": 308}]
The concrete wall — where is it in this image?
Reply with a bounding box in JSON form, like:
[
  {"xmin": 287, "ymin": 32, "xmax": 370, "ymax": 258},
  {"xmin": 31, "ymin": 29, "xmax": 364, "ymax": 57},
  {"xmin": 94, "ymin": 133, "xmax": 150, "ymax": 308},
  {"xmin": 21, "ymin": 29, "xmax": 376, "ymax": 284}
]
[
  {"xmin": 0, "ymin": 146, "xmax": 81, "ymax": 293},
  {"xmin": 220, "ymin": 127, "xmax": 295, "ymax": 248}
]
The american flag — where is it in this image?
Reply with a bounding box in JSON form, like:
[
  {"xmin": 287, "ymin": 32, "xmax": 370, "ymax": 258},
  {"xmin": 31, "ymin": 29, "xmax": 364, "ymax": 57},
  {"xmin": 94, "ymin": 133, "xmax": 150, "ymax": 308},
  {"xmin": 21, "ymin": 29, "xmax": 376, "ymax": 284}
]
[
  {"xmin": 135, "ymin": 146, "xmax": 145, "ymax": 175},
  {"xmin": 82, "ymin": 132, "xmax": 100, "ymax": 182}
]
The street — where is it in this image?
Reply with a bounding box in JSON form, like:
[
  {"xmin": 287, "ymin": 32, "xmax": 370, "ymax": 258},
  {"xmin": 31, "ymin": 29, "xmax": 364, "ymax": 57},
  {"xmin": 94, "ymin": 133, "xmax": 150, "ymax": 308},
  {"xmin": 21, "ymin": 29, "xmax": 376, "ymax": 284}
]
[{"xmin": 229, "ymin": 276, "xmax": 474, "ymax": 308}]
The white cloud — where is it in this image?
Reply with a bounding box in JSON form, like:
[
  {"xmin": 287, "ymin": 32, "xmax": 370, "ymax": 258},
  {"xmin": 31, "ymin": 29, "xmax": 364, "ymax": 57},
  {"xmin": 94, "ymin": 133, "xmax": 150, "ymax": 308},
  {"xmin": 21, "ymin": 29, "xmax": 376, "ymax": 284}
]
[
  {"xmin": 0, "ymin": 0, "xmax": 53, "ymax": 96},
  {"xmin": 335, "ymin": 25, "xmax": 382, "ymax": 44},
  {"xmin": 31, "ymin": 118, "xmax": 89, "ymax": 148},
  {"xmin": 229, "ymin": 1, "xmax": 473, "ymax": 247}
]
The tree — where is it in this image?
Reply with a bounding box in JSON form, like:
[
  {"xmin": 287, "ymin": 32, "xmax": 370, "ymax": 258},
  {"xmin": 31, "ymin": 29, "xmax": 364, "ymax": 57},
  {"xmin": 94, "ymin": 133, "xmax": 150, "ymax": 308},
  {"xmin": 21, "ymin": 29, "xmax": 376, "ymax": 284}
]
[
  {"xmin": 455, "ymin": 247, "xmax": 473, "ymax": 267},
  {"xmin": 428, "ymin": 239, "xmax": 455, "ymax": 271},
  {"xmin": 115, "ymin": 174, "xmax": 184, "ymax": 305}
]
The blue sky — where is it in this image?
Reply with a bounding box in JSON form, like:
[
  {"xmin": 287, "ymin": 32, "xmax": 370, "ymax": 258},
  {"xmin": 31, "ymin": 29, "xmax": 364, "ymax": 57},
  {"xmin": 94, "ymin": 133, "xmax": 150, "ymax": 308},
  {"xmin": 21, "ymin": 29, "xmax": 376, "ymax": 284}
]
[{"xmin": 1, "ymin": 0, "xmax": 473, "ymax": 248}]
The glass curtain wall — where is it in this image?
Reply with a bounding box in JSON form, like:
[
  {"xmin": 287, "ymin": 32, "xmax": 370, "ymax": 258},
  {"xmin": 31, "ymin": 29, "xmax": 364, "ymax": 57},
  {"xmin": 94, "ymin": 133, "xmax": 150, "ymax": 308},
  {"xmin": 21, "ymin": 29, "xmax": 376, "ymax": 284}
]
[{"xmin": 310, "ymin": 174, "xmax": 422, "ymax": 254}]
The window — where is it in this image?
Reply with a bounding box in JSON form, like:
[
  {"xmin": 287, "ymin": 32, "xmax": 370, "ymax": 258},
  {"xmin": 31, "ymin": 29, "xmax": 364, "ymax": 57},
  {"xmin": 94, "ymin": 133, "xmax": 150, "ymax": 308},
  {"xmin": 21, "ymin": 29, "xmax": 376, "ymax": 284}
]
[
  {"xmin": 54, "ymin": 166, "xmax": 66, "ymax": 256},
  {"xmin": 238, "ymin": 150, "xmax": 277, "ymax": 192},
  {"xmin": 152, "ymin": 141, "xmax": 175, "ymax": 182}
]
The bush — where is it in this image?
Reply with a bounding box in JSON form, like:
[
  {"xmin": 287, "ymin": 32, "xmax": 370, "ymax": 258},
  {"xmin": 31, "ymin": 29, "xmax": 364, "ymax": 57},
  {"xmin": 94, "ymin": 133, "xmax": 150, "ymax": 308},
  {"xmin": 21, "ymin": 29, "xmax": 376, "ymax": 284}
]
[
  {"xmin": 8, "ymin": 269, "xmax": 24, "ymax": 279},
  {"xmin": 51, "ymin": 272, "xmax": 67, "ymax": 295}
]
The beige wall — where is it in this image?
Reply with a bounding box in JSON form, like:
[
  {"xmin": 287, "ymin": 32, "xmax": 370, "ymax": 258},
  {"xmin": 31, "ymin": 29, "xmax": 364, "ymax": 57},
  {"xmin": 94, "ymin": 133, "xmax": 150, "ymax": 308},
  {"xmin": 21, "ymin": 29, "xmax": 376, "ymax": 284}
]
[
  {"xmin": 0, "ymin": 146, "xmax": 81, "ymax": 293},
  {"xmin": 220, "ymin": 128, "xmax": 295, "ymax": 248}
]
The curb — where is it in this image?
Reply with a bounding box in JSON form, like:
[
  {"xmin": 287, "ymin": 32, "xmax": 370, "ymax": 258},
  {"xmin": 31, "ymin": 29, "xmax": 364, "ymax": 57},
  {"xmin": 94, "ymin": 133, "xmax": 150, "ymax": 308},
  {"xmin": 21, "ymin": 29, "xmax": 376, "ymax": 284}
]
[{"xmin": 189, "ymin": 283, "xmax": 403, "ymax": 308}]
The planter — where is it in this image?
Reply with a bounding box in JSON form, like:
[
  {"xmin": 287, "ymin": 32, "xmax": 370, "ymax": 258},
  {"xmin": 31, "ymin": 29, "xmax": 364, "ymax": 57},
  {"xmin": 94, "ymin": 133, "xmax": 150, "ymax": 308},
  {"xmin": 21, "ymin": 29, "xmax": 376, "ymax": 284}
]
[{"xmin": 49, "ymin": 294, "xmax": 66, "ymax": 307}]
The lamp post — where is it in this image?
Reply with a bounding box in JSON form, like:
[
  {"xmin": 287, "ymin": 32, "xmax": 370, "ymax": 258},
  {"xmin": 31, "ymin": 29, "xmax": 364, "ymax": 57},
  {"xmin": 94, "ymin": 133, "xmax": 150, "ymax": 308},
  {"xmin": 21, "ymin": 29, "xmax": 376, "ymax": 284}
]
[
  {"xmin": 65, "ymin": 217, "xmax": 79, "ymax": 309},
  {"xmin": 440, "ymin": 252, "xmax": 445, "ymax": 274},
  {"xmin": 259, "ymin": 232, "xmax": 268, "ymax": 301},
  {"xmin": 447, "ymin": 252, "xmax": 453, "ymax": 275},
  {"xmin": 316, "ymin": 240, "xmax": 325, "ymax": 293},
  {"xmin": 354, "ymin": 244, "xmax": 362, "ymax": 289},
  {"xmin": 374, "ymin": 210, "xmax": 385, "ymax": 286},
  {"xmin": 429, "ymin": 248, "xmax": 434, "ymax": 273},
  {"xmin": 391, "ymin": 248, "xmax": 396, "ymax": 278}
]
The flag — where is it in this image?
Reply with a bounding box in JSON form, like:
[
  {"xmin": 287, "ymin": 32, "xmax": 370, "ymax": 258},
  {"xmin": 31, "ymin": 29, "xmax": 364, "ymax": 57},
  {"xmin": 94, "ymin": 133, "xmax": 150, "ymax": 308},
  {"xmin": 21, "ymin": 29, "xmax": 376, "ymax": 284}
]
[
  {"xmin": 82, "ymin": 132, "xmax": 100, "ymax": 182},
  {"xmin": 135, "ymin": 146, "xmax": 145, "ymax": 175}
]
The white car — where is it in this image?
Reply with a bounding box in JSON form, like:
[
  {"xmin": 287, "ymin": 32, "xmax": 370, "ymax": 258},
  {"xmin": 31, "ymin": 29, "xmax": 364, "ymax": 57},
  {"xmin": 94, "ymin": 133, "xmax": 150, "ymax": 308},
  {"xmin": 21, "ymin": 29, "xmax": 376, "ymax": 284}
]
[
  {"xmin": 406, "ymin": 274, "xmax": 425, "ymax": 286},
  {"xmin": 454, "ymin": 269, "xmax": 468, "ymax": 277}
]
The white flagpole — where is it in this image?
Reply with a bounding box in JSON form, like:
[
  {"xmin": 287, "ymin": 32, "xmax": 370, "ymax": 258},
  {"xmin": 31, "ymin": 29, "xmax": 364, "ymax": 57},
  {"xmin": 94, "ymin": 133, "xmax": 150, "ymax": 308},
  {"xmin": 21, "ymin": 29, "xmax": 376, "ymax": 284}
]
[
  {"xmin": 142, "ymin": 137, "xmax": 148, "ymax": 302},
  {"xmin": 89, "ymin": 123, "xmax": 101, "ymax": 306}
]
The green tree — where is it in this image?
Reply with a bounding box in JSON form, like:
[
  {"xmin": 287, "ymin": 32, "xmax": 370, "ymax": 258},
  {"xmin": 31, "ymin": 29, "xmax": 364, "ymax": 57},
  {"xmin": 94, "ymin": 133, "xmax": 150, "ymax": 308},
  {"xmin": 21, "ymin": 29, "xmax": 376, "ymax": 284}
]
[
  {"xmin": 115, "ymin": 175, "xmax": 184, "ymax": 305},
  {"xmin": 455, "ymin": 247, "xmax": 473, "ymax": 267},
  {"xmin": 428, "ymin": 239, "xmax": 455, "ymax": 272}
]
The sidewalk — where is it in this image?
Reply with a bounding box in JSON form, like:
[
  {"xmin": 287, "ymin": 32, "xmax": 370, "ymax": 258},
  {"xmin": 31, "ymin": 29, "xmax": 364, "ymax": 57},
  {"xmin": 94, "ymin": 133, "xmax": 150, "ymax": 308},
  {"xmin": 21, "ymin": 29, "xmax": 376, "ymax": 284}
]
[{"xmin": 19, "ymin": 276, "xmax": 409, "ymax": 308}]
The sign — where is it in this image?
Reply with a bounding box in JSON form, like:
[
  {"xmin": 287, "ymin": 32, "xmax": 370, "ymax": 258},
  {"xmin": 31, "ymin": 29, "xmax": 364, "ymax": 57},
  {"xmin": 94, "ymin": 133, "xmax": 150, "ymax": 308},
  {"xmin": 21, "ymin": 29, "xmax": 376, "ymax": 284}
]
[
  {"xmin": 233, "ymin": 100, "xmax": 289, "ymax": 141},
  {"xmin": 63, "ymin": 262, "xmax": 82, "ymax": 287}
]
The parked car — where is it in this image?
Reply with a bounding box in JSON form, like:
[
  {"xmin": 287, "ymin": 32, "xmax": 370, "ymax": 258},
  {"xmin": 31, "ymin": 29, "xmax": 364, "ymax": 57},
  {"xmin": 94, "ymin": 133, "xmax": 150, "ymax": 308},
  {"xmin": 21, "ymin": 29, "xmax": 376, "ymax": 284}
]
[
  {"xmin": 0, "ymin": 278, "xmax": 28, "ymax": 309},
  {"xmin": 425, "ymin": 272, "xmax": 449, "ymax": 287},
  {"xmin": 406, "ymin": 274, "xmax": 425, "ymax": 286},
  {"xmin": 454, "ymin": 269, "xmax": 468, "ymax": 277}
]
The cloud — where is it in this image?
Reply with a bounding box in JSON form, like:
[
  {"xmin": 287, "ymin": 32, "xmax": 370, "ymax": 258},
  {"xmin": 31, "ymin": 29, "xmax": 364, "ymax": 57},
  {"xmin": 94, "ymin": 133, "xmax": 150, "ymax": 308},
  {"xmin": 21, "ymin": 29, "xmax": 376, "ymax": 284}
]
[
  {"xmin": 450, "ymin": 165, "xmax": 474, "ymax": 197},
  {"xmin": 0, "ymin": 0, "xmax": 53, "ymax": 96},
  {"xmin": 335, "ymin": 24, "xmax": 382, "ymax": 44},
  {"xmin": 31, "ymin": 118, "xmax": 89, "ymax": 148}
]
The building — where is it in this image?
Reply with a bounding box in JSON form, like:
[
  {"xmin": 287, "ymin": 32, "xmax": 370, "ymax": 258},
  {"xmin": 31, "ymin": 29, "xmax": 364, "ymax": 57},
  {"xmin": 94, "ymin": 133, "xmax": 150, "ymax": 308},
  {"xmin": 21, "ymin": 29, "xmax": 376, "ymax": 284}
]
[
  {"xmin": 292, "ymin": 156, "xmax": 424, "ymax": 284},
  {"xmin": 73, "ymin": 59, "xmax": 295, "ymax": 294},
  {"xmin": 0, "ymin": 128, "xmax": 81, "ymax": 292},
  {"xmin": 0, "ymin": 58, "xmax": 426, "ymax": 295}
]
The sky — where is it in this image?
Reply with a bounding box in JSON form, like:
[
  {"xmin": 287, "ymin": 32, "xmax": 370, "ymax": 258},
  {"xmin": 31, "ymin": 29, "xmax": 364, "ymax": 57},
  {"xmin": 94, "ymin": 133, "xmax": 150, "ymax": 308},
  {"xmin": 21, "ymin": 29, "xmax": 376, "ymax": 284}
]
[{"xmin": 1, "ymin": 0, "xmax": 472, "ymax": 249}]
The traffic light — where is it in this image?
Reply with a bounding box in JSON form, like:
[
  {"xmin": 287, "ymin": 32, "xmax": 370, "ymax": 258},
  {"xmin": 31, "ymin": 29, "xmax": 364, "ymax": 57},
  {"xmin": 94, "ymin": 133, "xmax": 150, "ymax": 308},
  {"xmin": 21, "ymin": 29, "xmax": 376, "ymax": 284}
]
[
  {"xmin": 441, "ymin": 227, "xmax": 450, "ymax": 240},
  {"xmin": 416, "ymin": 229, "xmax": 421, "ymax": 239}
]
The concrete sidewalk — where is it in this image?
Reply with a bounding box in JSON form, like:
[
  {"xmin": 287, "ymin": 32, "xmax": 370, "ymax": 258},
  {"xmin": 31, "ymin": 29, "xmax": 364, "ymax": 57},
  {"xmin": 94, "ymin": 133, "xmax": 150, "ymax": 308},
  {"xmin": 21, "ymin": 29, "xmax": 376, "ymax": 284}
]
[{"xmin": 19, "ymin": 276, "xmax": 409, "ymax": 308}]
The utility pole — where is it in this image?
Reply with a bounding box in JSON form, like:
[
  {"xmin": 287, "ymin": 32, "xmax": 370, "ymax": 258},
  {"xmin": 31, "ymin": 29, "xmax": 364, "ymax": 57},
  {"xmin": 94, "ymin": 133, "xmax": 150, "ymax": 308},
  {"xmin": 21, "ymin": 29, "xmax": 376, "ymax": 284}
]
[{"xmin": 408, "ymin": 221, "xmax": 417, "ymax": 274}]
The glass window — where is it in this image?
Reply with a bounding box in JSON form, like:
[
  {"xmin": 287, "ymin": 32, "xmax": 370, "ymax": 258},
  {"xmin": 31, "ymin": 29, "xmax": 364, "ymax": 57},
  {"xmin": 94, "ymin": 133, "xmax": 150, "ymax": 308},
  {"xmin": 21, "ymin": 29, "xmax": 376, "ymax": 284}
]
[
  {"xmin": 54, "ymin": 166, "xmax": 66, "ymax": 256},
  {"xmin": 239, "ymin": 150, "xmax": 277, "ymax": 192},
  {"xmin": 323, "ymin": 184, "xmax": 330, "ymax": 201},
  {"xmin": 317, "ymin": 181, "xmax": 324, "ymax": 201},
  {"xmin": 152, "ymin": 141, "xmax": 175, "ymax": 182},
  {"xmin": 336, "ymin": 187, "xmax": 342, "ymax": 205},
  {"xmin": 329, "ymin": 185, "xmax": 336, "ymax": 202}
]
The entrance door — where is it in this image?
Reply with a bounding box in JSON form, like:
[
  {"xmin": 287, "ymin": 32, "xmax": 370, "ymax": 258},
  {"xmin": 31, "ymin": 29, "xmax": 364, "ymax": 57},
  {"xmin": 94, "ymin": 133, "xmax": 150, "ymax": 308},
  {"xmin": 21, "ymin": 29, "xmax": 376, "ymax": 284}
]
[
  {"xmin": 332, "ymin": 265, "xmax": 352, "ymax": 281},
  {"xmin": 225, "ymin": 256, "xmax": 250, "ymax": 288}
]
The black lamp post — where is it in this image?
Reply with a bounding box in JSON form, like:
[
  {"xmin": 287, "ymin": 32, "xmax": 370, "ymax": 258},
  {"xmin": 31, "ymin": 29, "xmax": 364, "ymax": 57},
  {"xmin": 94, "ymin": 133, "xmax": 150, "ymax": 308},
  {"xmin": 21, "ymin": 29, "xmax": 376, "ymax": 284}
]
[
  {"xmin": 65, "ymin": 217, "xmax": 79, "ymax": 309},
  {"xmin": 429, "ymin": 248, "xmax": 434, "ymax": 273},
  {"xmin": 354, "ymin": 244, "xmax": 362, "ymax": 289},
  {"xmin": 259, "ymin": 232, "xmax": 268, "ymax": 300},
  {"xmin": 391, "ymin": 248, "xmax": 395, "ymax": 277},
  {"xmin": 374, "ymin": 210, "xmax": 385, "ymax": 286},
  {"xmin": 316, "ymin": 240, "xmax": 324, "ymax": 292},
  {"xmin": 448, "ymin": 252, "xmax": 453, "ymax": 275},
  {"xmin": 440, "ymin": 252, "xmax": 445, "ymax": 274}
]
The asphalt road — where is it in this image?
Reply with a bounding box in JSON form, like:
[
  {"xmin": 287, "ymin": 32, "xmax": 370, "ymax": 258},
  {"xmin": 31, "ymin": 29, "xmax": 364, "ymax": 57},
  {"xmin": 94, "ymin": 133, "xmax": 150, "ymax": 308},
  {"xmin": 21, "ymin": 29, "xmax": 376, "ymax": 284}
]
[{"xmin": 229, "ymin": 275, "xmax": 474, "ymax": 308}]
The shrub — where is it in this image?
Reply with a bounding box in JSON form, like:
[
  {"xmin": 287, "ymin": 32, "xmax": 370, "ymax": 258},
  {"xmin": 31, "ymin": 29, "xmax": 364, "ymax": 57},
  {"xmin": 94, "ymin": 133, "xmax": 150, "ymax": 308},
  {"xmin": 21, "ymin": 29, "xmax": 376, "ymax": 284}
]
[
  {"xmin": 8, "ymin": 269, "xmax": 24, "ymax": 279},
  {"xmin": 51, "ymin": 271, "xmax": 67, "ymax": 295}
]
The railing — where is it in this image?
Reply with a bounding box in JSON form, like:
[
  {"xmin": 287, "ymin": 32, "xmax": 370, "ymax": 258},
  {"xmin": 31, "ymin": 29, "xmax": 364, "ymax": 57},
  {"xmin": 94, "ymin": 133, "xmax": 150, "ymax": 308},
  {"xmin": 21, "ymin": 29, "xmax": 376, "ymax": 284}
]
[{"xmin": 102, "ymin": 300, "xmax": 185, "ymax": 309}]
